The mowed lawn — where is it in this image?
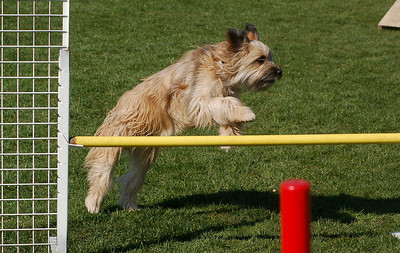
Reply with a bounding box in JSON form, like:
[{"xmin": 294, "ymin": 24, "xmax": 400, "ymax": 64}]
[{"xmin": 68, "ymin": 0, "xmax": 400, "ymax": 252}]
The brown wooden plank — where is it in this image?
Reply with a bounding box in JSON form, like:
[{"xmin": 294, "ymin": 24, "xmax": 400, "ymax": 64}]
[{"xmin": 379, "ymin": 0, "xmax": 400, "ymax": 30}]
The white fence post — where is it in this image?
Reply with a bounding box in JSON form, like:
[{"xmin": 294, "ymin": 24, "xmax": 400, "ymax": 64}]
[{"xmin": 0, "ymin": 0, "xmax": 70, "ymax": 252}]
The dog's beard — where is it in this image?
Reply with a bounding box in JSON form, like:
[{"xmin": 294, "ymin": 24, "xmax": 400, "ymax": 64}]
[
  {"xmin": 253, "ymin": 70, "xmax": 281, "ymax": 90},
  {"xmin": 252, "ymin": 77, "xmax": 277, "ymax": 90},
  {"xmin": 237, "ymin": 67, "xmax": 281, "ymax": 91}
]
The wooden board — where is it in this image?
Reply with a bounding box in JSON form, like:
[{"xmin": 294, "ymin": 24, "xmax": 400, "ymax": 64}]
[{"xmin": 379, "ymin": 0, "xmax": 400, "ymax": 30}]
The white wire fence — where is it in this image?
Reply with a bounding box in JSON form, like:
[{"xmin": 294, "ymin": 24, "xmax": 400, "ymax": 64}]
[{"xmin": 1, "ymin": 0, "xmax": 69, "ymax": 252}]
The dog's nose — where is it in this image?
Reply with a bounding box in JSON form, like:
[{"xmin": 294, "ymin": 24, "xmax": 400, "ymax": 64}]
[{"xmin": 276, "ymin": 68, "xmax": 282, "ymax": 78}]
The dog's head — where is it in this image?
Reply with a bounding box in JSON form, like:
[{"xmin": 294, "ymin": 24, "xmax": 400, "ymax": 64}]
[{"xmin": 217, "ymin": 23, "xmax": 282, "ymax": 90}]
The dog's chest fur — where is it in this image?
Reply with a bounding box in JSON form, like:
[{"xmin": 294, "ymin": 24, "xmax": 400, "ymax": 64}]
[{"xmin": 130, "ymin": 44, "xmax": 239, "ymax": 134}]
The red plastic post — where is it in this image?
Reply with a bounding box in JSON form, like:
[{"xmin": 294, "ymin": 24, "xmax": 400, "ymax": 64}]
[{"xmin": 280, "ymin": 179, "xmax": 311, "ymax": 253}]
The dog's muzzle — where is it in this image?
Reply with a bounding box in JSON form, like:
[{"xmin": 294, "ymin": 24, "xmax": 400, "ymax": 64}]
[
  {"xmin": 254, "ymin": 65, "xmax": 282, "ymax": 90},
  {"xmin": 271, "ymin": 65, "xmax": 282, "ymax": 80}
]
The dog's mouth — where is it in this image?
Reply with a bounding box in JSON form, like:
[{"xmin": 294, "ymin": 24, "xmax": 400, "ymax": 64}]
[
  {"xmin": 254, "ymin": 79, "xmax": 276, "ymax": 90},
  {"xmin": 253, "ymin": 72, "xmax": 282, "ymax": 91}
]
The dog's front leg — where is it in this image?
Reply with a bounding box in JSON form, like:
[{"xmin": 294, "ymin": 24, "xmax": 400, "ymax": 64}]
[
  {"xmin": 190, "ymin": 96, "xmax": 255, "ymax": 151},
  {"xmin": 213, "ymin": 96, "xmax": 256, "ymax": 124},
  {"xmin": 190, "ymin": 96, "xmax": 255, "ymax": 127},
  {"xmin": 212, "ymin": 97, "xmax": 255, "ymax": 152},
  {"xmin": 219, "ymin": 122, "xmax": 244, "ymax": 152}
]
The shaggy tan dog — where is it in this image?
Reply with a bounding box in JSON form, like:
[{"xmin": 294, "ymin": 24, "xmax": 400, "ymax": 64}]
[{"xmin": 84, "ymin": 24, "xmax": 282, "ymax": 213}]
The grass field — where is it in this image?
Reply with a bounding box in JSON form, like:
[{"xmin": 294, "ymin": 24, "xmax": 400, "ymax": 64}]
[{"xmin": 68, "ymin": 0, "xmax": 400, "ymax": 252}]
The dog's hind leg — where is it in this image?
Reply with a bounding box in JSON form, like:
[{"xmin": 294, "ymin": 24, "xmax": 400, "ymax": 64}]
[
  {"xmin": 118, "ymin": 147, "xmax": 159, "ymax": 211},
  {"xmin": 85, "ymin": 147, "xmax": 122, "ymax": 213}
]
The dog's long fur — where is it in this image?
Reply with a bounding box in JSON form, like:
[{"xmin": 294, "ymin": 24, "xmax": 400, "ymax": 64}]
[{"xmin": 84, "ymin": 24, "xmax": 282, "ymax": 213}]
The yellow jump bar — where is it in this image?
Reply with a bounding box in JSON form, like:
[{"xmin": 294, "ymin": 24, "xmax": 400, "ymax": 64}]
[{"xmin": 69, "ymin": 133, "xmax": 400, "ymax": 147}]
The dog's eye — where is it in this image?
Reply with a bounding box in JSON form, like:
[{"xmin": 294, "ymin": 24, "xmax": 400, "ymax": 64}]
[{"xmin": 256, "ymin": 55, "xmax": 267, "ymax": 64}]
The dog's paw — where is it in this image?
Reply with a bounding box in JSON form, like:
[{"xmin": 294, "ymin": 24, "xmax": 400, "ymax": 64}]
[
  {"xmin": 118, "ymin": 198, "xmax": 139, "ymax": 212},
  {"xmin": 85, "ymin": 195, "xmax": 102, "ymax": 214},
  {"xmin": 234, "ymin": 107, "xmax": 256, "ymax": 123},
  {"xmin": 221, "ymin": 145, "xmax": 235, "ymax": 152},
  {"xmin": 86, "ymin": 205, "xmax": 100, "ymax": 214},
  {"xmin": 126, "ymin": 206, "xmax": 140, "ymax": 212},
  {"xmin": 243, "ymin": 109, "xmax": 256, "ymax": 122}
]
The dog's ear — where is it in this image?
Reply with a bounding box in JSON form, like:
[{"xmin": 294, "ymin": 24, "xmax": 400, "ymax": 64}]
[
  {"xmin": 227, "ymin": 28, "xmax": 248, "ymax": 50},
  {"xmin": 245, "ymin": 23, "xmax": 259, "ymax": 41}
]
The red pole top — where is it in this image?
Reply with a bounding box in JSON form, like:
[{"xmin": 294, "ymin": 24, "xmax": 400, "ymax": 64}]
[
  {"xmin": 281, "ymin": 179, "xmax": 310, "ymax": 192},
  {"xmin": 280, "ymin": 179, "xmax": 311, "ymax": 253}
]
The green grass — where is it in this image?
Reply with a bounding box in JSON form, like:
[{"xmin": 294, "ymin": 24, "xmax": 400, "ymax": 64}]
[{"xmin": 68, "ymin": 0, "xmax": 400, "ymax": 252}]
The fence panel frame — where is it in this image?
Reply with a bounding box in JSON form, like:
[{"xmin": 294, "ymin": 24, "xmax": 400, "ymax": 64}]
[{"xmin": 0, "ymin": 0, "xmax": 70, "ymax": 252}]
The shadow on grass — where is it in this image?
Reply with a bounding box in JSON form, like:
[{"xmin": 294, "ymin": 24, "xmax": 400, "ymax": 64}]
[
  {"xmin": 97, "ymin": 218, "xmax": 278, "ymax": 253},
  {"xmin": 101, "ymin": 190, "xmax": 400, "ymax": 222},
  {"xmin": 158, "ymin": 190, "xmax": 280, "ymax": 211},
  {"xmin": 157, "ymin": 190, "xmax": 400, "ymax": 223},
  {"xmin": 312, "ymin": 194, "xmax": 400, "ymax": 223},
  {"xmin": 95, "ymin": 190, "xmax": 400, "ymax": 252}
]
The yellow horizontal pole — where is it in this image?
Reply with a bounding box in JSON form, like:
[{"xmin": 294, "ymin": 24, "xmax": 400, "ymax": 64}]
[{"xmin": 70, "ymin": 133, "xmax": 400, "ymax": 147}]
